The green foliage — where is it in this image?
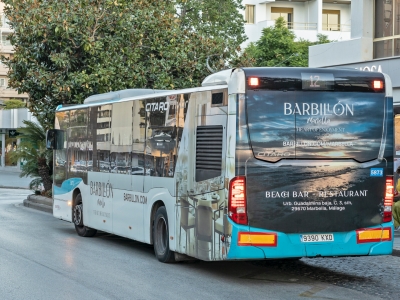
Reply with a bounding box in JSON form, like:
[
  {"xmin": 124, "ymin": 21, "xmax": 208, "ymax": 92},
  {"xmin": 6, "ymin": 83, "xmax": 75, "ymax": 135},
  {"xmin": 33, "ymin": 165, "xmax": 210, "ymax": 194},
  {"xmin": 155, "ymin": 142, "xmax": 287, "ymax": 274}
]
[
  {"xmin": 2, "ymin": 99, "xmax": 26, "ymax": 109},
  {"xmin": 2, "ymin": 0, "xmax": 247, "ymax": 130},
  {"xmin": 8, "ymin": 120, "xmax": 53, "ymax": 192},
  {"xmin": 244, "ymin": 17, "xmax": 332, "ymax": 67},
  {"xmin": 316, "ymin": 33, "xmax": 331, "ymax": 44}
]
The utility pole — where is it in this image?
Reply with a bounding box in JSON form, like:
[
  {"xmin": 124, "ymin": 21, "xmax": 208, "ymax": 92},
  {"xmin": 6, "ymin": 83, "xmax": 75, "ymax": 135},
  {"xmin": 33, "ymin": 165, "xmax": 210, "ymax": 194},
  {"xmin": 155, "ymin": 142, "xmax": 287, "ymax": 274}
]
[{"xmin": 0, "ymin": 128, "xmax": 5, "ymax": 167}]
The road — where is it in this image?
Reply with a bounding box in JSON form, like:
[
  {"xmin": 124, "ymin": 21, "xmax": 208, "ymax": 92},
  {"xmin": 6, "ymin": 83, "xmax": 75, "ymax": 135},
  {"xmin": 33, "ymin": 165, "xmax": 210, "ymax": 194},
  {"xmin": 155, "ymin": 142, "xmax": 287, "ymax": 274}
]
[{"xmin": 0, "ymin": 187, "xmax": 399, "ymax": 300}]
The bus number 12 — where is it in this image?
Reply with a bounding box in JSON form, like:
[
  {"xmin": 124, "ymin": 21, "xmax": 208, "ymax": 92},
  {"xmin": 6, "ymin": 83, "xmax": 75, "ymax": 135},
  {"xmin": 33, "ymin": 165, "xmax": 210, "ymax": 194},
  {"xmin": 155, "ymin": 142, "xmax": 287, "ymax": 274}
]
[{"xmin": 310, "ymin": 75, "xmax": 320, "ymax": 88}]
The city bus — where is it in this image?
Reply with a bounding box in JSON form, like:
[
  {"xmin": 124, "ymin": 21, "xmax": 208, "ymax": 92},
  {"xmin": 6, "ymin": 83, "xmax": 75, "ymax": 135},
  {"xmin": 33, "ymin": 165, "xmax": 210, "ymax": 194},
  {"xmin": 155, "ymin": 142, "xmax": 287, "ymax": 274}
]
[{"xmin": 46, "ymin": 67, "xmax": 394, "ymax": 263}]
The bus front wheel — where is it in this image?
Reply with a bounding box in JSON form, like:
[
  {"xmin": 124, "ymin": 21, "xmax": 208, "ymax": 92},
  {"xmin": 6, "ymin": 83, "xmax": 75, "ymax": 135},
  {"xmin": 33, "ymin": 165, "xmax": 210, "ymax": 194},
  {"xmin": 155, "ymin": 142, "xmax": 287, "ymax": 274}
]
[
  {"xmin": 73, "ymin": 193, "xmax": 97, "ymax": 237},
  {"xmin": 153, "ymin": 206, "xmax": 175, "ymax": 263}
]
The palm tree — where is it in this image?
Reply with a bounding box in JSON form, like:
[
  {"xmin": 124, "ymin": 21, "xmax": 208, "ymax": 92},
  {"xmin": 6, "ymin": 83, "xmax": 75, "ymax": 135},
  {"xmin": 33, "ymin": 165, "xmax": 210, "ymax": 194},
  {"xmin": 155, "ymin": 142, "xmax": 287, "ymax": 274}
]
[{"xmin": 9, "ymin": 120, "xmax": 53, "ymax": 194}]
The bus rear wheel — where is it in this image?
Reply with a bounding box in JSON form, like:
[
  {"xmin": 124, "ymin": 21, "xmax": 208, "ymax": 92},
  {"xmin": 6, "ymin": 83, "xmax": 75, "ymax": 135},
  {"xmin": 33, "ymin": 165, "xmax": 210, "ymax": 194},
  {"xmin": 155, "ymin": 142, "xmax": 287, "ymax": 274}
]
[
  {"xmin": 73, "ymin": 193, "xmax": 97, "ymax": 237},
  {"xmin": 153, "ymin": 206, "xmax": 175, "ymax": 263}
]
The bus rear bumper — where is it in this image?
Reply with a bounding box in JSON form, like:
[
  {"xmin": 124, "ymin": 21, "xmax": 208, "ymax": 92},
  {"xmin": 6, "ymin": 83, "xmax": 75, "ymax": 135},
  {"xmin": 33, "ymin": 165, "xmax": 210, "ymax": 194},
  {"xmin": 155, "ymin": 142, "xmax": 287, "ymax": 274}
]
[{"xmin": 226, "ymin": 222, "xmax": 394, "ymax": 260}]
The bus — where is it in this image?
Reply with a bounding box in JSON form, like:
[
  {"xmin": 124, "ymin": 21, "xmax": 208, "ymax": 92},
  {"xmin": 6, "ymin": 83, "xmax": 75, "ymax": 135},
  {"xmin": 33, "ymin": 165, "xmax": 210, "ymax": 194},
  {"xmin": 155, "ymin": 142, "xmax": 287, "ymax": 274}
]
[{"xmin": 46, "ymin": 67, "xmax": 394, "ymax": 263}]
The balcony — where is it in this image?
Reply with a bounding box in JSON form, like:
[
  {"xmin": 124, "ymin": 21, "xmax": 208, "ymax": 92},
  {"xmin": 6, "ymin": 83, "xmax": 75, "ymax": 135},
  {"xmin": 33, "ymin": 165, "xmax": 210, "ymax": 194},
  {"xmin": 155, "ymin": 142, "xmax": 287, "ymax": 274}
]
[
  {"xmin": 244, "ymin": 20, "xmax": 351, "ymax": 48},
  {"xmin": 322, "ymin": 23, "xmax": 350, "ymax": 32}
]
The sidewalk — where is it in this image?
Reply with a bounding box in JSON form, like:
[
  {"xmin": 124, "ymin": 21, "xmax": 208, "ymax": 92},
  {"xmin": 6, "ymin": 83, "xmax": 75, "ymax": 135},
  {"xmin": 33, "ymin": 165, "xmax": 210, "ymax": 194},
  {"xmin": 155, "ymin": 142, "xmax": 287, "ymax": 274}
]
[
  {"xmin": 0, "ymin": 166, "xmax": 31, "ymax": 189},
  {"xmin": 0, "ymin": 166, "xmax": 53, "ymax": 213},
  {"xmin": 393, "ymin": 230, "xmax": 400, "ymax": 254}
]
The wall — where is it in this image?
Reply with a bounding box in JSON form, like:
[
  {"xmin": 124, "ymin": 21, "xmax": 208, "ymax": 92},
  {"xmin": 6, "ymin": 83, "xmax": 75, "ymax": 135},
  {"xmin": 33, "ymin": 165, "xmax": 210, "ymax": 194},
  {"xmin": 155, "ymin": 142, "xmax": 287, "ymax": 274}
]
[
  {"xmin": 0, "ymin": 108, "xmax": 38, "ymax": 128},
  {"xmin": 309, "ymin": 37, "xmax": 372, "ymax": 67}
]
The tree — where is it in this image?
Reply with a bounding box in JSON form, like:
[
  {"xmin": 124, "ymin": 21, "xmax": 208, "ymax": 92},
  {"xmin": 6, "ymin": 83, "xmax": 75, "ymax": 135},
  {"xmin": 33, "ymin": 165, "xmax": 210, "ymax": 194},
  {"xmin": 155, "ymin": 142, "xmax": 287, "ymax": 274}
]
[
  {"xmin": 2, "ymin": 0, "xmax": 247, "ymax": 130},
  {"xmin": 244, "ymin": 17, "xmax": 331, "ymax": 67},
  {"xmin": 9, "ymin": 120, "xmax": 53, "ymax": 194}
]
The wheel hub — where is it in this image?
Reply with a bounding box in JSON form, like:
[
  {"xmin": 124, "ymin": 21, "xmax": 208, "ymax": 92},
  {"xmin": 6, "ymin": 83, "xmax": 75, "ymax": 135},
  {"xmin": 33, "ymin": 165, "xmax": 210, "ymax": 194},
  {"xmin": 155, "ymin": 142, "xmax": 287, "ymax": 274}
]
[{"xmin": 73, "ymin": 203, "xmax": 83, "ymax": 226}]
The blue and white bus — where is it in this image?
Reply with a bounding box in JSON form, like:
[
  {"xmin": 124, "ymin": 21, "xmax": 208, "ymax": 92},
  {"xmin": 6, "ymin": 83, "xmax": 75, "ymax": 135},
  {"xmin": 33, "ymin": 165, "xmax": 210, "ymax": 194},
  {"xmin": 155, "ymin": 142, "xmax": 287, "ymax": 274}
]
[{"xmin": 46, "ymin": 67, "xmax": 394, "ymax": 262}]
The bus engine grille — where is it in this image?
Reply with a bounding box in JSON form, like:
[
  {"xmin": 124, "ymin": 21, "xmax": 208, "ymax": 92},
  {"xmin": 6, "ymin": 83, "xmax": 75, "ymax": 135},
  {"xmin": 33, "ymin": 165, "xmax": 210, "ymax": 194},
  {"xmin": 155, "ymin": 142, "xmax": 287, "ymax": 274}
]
[{"xmin": 195, "ymin": 125, "xmax": 223, "ymax": 182}]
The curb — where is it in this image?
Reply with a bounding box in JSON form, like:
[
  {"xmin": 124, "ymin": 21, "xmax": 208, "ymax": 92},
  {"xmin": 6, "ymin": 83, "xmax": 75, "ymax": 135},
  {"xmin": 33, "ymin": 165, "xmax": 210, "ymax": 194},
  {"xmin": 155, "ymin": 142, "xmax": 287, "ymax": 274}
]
[
  {"xmin": 0, "ymin": 185, "xmax": 30, "ymax": 190},
  {"xmin": 23, "ymin": 194, "xmax": 53, "ymax": 214},
  {"xmin": 392, "ymin": 249, "xmax": 400, "ymax": 257}
]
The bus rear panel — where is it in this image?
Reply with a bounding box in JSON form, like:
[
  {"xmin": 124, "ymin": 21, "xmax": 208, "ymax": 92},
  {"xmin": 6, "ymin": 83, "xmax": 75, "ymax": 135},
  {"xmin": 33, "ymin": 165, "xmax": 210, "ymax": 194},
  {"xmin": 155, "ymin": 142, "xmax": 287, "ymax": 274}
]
[{"xmin": 227, "ymin": 68, "xmax": 393, "ymax": 259}]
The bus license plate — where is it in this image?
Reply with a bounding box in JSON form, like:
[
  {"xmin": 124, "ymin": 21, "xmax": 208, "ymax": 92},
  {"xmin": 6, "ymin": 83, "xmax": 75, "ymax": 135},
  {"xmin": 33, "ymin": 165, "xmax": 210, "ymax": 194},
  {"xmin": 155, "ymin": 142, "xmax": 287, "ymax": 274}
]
[{"xmin": 301, "ymin": 234, "xmax": 334, "ymax": 243}]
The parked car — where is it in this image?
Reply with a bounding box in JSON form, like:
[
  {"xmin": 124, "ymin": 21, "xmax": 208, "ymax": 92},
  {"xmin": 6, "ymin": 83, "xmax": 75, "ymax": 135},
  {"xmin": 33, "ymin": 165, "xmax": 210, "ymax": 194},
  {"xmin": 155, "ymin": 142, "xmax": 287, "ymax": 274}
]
[
  {"xmin": 131, "ymin": 166, "xmax": 145, "ymax": 175},
  {"xmin": 111, "ymin": 166, "xmax": 130, "ymax": 174}
]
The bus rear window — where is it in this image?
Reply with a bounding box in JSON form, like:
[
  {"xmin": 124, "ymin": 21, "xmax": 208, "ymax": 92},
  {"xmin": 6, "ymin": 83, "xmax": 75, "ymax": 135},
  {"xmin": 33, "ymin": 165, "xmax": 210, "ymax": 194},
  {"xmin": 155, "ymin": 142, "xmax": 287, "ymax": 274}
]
[{"xmin": 245, "ymin": 90, "xmax": 386, "ymax": 162}]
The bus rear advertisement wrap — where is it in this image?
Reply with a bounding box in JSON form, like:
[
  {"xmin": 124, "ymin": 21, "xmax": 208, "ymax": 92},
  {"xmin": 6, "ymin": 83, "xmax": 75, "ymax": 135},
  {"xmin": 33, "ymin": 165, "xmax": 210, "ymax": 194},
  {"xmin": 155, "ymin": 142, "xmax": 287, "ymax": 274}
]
[{"xmin": 238, "ymin": 68, "xmax": 393, "ymax": 234}]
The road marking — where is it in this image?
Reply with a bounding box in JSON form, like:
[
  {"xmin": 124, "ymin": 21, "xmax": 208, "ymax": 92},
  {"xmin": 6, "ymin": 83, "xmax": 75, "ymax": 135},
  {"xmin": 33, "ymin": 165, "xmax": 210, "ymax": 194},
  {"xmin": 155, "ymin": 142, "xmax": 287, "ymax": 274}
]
[
  {"xmin": 299, "ymin": 284, "xmax": 329, "ymax": 298},
  {"xmin": 241, "ymin": 270, "xmax": 301, "ymax": 283}
]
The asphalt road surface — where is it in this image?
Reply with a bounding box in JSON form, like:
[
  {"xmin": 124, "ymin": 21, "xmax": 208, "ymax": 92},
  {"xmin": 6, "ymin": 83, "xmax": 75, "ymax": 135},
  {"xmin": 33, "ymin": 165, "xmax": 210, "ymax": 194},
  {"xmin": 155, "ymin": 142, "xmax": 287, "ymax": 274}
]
[{"xmin": 0, "ymin": 188, "xmax": 398, "ymax": 300}]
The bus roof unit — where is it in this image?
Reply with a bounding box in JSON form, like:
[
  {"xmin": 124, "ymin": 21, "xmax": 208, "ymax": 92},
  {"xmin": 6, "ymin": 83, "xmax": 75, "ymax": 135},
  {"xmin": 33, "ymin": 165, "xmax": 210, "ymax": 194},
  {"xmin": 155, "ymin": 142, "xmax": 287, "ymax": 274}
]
[{"xmin": 84, "ymin": 89, "xmax": 168, "ymax": 104}]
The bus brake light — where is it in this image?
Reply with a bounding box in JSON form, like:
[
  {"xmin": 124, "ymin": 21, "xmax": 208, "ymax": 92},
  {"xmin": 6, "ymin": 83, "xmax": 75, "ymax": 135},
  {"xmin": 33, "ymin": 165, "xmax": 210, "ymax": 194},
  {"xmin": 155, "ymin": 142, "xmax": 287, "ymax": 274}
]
[
  {"xmin": 228, "ymin": 176, "xmax": 248, "ymax": 225},
  {"xmin": 383, "ymin": 176, "xmax": 393, "ymax": 223},
  {"xmin": 373, "ymin": 80, "xmax": 383, "ymax": 89},
  {"xmin": 248, "ymin": 77, "xmax": 259, "ymax": 87}
]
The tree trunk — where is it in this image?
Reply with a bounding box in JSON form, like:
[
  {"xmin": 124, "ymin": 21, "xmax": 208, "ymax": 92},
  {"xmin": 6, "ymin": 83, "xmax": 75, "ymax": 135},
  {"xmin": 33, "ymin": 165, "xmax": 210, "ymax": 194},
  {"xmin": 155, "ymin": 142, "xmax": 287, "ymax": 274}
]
[{"xmin": 38, "ymin": 157, "xmax": 52, "ymax": 192}]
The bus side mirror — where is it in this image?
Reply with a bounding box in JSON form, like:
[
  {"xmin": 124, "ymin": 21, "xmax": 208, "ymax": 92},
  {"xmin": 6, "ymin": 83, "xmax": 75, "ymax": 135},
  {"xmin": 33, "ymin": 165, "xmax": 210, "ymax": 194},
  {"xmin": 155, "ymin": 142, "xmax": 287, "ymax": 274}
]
[{"xmin": 46, "ymin": 129, "xmax": 64, "ymax": 150}]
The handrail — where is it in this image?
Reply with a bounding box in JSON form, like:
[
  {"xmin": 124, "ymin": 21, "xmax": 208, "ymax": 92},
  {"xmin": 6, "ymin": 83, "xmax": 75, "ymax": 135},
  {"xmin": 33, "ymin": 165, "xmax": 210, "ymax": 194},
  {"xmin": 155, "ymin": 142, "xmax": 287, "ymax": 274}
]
[
  {"xmin": 261, "ymin": 20, "xmax": 351, "ymax": 32},
  {"xmin": 286, "ymin": 22, "xmax": 317, "ymax": 30}
]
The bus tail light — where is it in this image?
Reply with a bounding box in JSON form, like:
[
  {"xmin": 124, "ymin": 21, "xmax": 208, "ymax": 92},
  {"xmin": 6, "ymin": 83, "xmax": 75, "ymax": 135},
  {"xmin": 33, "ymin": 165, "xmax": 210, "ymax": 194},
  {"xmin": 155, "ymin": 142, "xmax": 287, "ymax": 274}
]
[
  {"xmin": 228, "ymin": 176, "xmax": 248, "ymax": 225},
  {"xmin": 383, "ymin": 176, "xmax": 393, "ymax": 223},
  {"xmin": 356, "ymin": 227, "xmax": 392, "ymax": 243},
  {"xmin": 248, "ymin": 77, "xmax": 259, "ymax": 87}
]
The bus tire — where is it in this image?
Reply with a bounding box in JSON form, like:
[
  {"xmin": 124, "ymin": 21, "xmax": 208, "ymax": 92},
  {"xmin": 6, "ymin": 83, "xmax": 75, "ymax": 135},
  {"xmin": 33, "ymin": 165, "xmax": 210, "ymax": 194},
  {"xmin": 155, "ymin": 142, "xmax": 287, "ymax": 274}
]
[
  {"xmin": 73, "ymin": 193, "xmax": 97, "ymax": 237},
  {"xmin": 153, "ymin": 206, "xmax": 175, "ymax": 263}
]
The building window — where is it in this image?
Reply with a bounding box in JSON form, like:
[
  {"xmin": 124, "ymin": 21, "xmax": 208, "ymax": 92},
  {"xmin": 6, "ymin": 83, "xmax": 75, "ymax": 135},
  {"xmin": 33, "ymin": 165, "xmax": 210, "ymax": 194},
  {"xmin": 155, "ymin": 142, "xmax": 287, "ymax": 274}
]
[
  {"xmin": 1, "ymin": 15, "xmax": 10, "ymax": 28},
  {"xmin": 0, "ymin": 78, "xmax": 6, "ymax": 87},
  {"xmin": 245, "ymin": 5, "xmax": 255, "ymax": 24},
  {"xmin": 322, "ymin": 10, "xmax": 340, "ymax": 31},
  {"xmin": 374, "ymin": 0, "xmax": 400, "ymax": 58},
  {"xmin": 271, "ymin": 7, "xmax": 293, "ymax": 29},
  {"xmin": 1, "ymin": 34, "xmax": 11, "ymax": 46}
]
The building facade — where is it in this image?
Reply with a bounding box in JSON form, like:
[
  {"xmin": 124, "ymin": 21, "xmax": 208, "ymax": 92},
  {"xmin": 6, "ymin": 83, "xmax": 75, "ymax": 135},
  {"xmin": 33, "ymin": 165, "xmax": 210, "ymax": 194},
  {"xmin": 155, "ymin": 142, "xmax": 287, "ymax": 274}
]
[
  {"xmin": 0, "ymin": 2, "xmax": 28, "ymax": 103},
  {"xmin": 0, "ymin": 2, "xmax": 31, "ymax": 168},
  {"xmin": 0, "ymin": 108, "xmax": 38, "ymax": 168},
  {"xmin": 242, "ymin": 0, "xmax": 352, "ymax": 48},
  {"xmin": 309, "ymin": 1, "xmax": 400, "ymax": 104}
]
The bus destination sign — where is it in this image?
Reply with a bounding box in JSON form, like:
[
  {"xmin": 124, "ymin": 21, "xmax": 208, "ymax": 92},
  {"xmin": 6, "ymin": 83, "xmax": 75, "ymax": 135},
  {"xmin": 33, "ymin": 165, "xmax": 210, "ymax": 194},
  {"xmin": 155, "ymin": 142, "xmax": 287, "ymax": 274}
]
[{"xmin": 301, "ymin": 73, "xmax": 334, "ymax": 90}]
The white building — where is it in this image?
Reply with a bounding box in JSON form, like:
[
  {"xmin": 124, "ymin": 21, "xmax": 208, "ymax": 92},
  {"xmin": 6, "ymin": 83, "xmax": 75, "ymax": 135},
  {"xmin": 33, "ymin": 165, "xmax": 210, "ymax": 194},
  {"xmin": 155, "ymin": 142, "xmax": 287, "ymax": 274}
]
[
  {"xmin": 0, "ymin": 2, "xmax": 31, "ymax": 168},
  {"xmin": 242, "ymin": 0, "xmax": 352, "ymax": 48},
  {"xmin": 309, "ymin": 1, "xmax": 400, "ymax": 105},
  {"xmin": 0, "ymin": 2, "xmax": 28, "ymax": 103},
  {"xmin": 0, "ymin": 108, "xmax": 38, "ymax": 168}
]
